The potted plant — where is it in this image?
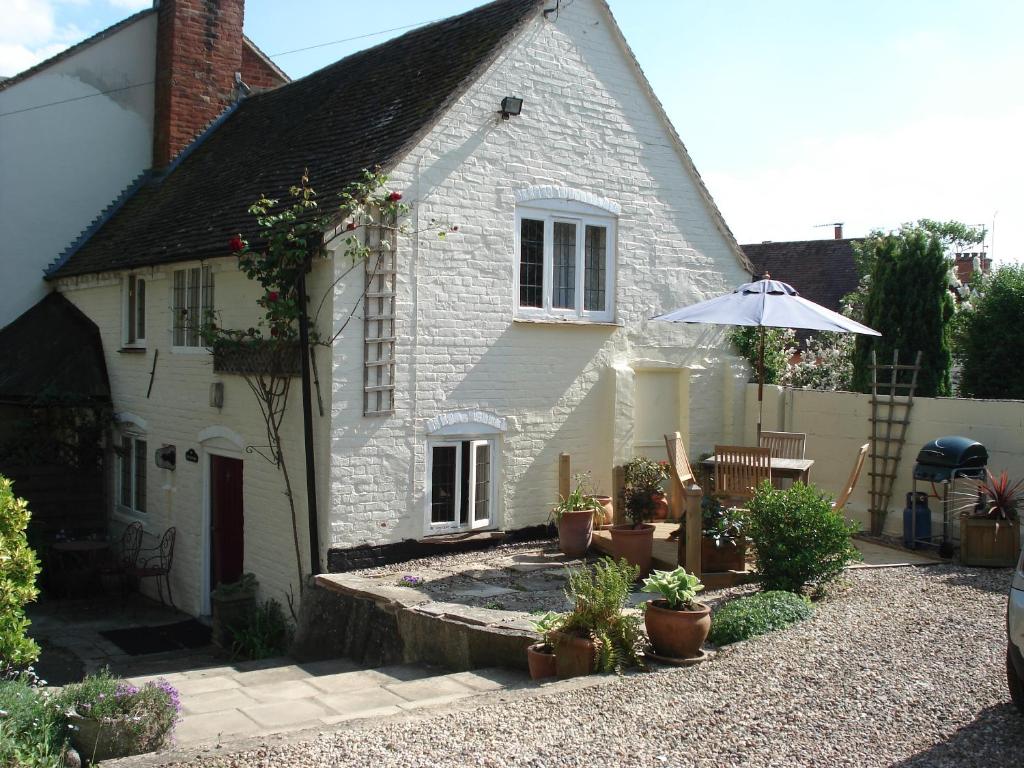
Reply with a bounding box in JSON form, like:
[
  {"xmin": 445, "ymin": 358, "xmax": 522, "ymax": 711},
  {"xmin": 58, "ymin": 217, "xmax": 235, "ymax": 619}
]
[
  {"xmin": 551, "ymin": 474, "xmax": 603, "ymax": 558},
  {"xmin": 960, "ymin": 470, "xmax": 1022, "ymax": 567},
  {"xmin": 700, "ymin": 494, "xmax": 748, "ymax": 572},
  {"xmin": 551, "ymin": 557, "xmax": 645, "ymax": 678},
  {"xmin": 210, "ymin": 572, "xmax": 258, "ymax": 649},
  {"xmin": 57, "ymin": 670, "xmax": 180, "ymax": 762},
  {"xmin": 641, "ymin": 566, "xmax": 710, "ymax": 659},
  {"xmin": 611, "ymin": 457, "xmax": 668, "ymax": 575},
  {"xmin": 526, "ymin": 611, "xmax": 561, "ymax": 680}
]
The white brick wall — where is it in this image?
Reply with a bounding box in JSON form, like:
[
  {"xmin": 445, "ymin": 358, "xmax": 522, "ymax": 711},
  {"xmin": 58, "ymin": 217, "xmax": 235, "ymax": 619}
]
[{"xmin": 327, "ymin": 0, "xmax": 751, "ymax": 550}]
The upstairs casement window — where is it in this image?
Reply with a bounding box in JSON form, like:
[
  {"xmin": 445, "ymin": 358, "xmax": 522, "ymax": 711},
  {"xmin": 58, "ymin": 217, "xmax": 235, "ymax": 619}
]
[
  {"xmin": 116, "ymin": 432, "xmax": 147, "ymax": 516},
  {"xmin": 172, "ymin": 266, "xmax": 214, "ymax": 348},
  {"xmin": 515, "ymin": 202, "xmax": 616, "ymax": 322},
  {"xmin": 122, "ymin": 275, "xmax": 146, "ymax": 348}
]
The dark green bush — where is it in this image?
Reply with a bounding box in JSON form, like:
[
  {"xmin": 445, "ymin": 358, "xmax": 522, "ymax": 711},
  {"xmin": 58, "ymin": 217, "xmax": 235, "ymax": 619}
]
[
  {"xmin": 744, "ymin": 482, "xmax": 860, "ymax": 593},
  {"xmin": 956, "ymin": 265, "xmax": 1024, "ymax": 398},
  {"xmin": 708, "ymin": 590, "xmax": 813, "ymax": 646},
  {"xmin": 229, "ymin": 599, "xmax": 292, "ymax": 660},
  {"xmin": 0, "ymin": 475, "xmax": 41, "ymax": 668},
  {"xmin": 0, "ymin": 675, "xmax": 66, "ymax": 767}
]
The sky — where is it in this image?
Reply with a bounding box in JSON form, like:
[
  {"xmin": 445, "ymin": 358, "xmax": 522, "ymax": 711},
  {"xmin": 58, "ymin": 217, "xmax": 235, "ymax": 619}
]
[{"xmin": 3, "ymin": 0, "xmax": 1022, "ymax": 261}]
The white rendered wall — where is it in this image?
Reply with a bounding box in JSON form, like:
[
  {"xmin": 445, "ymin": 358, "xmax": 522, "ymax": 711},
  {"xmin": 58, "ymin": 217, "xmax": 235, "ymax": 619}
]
[
  {"xmin": 57, "ymin": 259, "xmax": 334, "ymax": 617},
  {"xmin": 327, "ymin": 0, "xmax": 752, "ymax": 551},
  {"xmin": 0, "ymin": 14, "xmax": 157, "ymax": 327}
]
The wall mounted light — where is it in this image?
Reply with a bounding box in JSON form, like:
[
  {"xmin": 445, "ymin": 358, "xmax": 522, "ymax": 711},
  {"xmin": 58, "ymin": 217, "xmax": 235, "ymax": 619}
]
[
  {"xmin": 155, "ymin": 445, "xmax": 176, "ymax": 471},
  {"xmin": 500, "ymin": 96, "xmax": 524, "ymax": 120}
]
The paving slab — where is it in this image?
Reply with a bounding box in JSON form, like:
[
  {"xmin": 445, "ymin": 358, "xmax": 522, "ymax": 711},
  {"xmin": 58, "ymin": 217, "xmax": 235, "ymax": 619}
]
[
  {"xmin": 305, "ymin": 668, "xmax": 411, "ymax": 694},
  {"xmin": 385, "ymin": 675, "xmax": 474, "ymax": 702},
  {"xmin": 174, "ymin": 709, "xmax": 259, "ymax": 744},
  {"xmin": 181, "ymin": 687, "xmax": 258, "ymax": 716},
  {"xmin": 244, "ymin": 679, "xmax": 322, "ymax": 703},
  {"xmin": 317, "ymin": 686, "xmax": 408, "ymax": 717},
  {"xmin": 241, "ymin": 698, "xmax": 333, "ymax": 729},
  {"xmin": 162, "ymin": 675, "xmax": 240, "ymax": 697}
]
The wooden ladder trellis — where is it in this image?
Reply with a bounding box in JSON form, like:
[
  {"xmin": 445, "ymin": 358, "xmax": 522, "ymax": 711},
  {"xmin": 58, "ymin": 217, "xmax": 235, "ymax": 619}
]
[
  {"xmin": 867, "ymin": 349, "xmax": 922, "ymax": 536},
  {"xmin": 363, "ymin": 210, "xmax": 396, "ymax": 416}
]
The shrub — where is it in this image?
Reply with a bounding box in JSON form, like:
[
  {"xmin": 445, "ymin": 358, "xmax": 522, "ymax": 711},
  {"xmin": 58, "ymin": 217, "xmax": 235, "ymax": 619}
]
[
  {"xmin": 708, "ymin": 591, "xmax": 814, "ymax": 646},
  {"xmin": 559, "ymin": 557, "xmax": 645, "ymax": 673},
  {"xmin": 229, "ymin": 598, "xmax": 292, "ymax": 660},
  {"xmin": 956, "ymin": 265, "xmax": 1024, "ymax": 398},
  {"xmin": 0, "ymin": 475, "xmax": 41, "ymax": 668},
  {"xmin": 54, "ymin": 669, "xmax": 180, "ymax": 757},
  {"xmin": 0, "ymin": 674, "xmax": 66, "ymax": 768},
  {"xmin": 744, "ymin": 482, "xmax": 860, "ymax": 593},
  {"xmin": 623, "ymin": 457, "xmax": 668, "ymax": 525}
]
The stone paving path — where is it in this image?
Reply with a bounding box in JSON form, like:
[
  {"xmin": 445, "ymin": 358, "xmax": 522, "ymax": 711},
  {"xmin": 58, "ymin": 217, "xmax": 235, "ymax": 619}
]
[{"xmin": 127, "ymin": 658, "xmax": 529, "ymax": 748}]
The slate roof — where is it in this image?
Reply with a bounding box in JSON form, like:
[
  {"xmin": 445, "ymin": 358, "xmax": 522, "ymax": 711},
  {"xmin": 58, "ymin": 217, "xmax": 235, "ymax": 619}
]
[
  {"xmin": 741, "ymin": 238, "xmax": 862, "ymax": 315},
  {"xmin": 0, "ymin": 293, "xmax": 110, "ymax": 404},
  {"xmin": 49, "ymin": 0, "xmax": 544, "ymax": 279}
]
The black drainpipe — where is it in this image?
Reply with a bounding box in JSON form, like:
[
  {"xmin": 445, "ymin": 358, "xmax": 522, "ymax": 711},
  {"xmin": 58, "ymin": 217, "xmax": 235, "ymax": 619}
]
[{"xmin": 297, "ymin": 259, "xmax": 321, "ymax": 576}]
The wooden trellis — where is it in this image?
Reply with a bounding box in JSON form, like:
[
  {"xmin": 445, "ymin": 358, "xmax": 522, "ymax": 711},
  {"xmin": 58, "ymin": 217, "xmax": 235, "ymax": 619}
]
[
  {"xmin": 867, "ymin": 349, "xmax": 922, "ymax": 536},
  {"xmin": 363, "ymin": 212, "xmax": 396, "ymax": 416}
]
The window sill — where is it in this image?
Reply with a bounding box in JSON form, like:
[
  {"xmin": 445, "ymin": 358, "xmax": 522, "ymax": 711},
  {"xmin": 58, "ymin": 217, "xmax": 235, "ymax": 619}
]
[
  {"xmin": 118, "ymin": 346, "xmax": 147, "ymax": 354},
  {"xmin": 513, "ymin": 317, "xmax": 622, "ymax": 328},
  {"xmin": 170, "ymin": 346, "xmax": 212, "ymax": 355}
]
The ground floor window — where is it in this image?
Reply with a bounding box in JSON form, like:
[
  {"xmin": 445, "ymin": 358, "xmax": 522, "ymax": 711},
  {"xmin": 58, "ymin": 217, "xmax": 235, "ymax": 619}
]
[
  {"xmin": 428, "ymin": 439, "xmax": 494, "ymax": 531},
  {"xmin": 116, "ymin": 433, "xmax": 147, "ymax": 515}
]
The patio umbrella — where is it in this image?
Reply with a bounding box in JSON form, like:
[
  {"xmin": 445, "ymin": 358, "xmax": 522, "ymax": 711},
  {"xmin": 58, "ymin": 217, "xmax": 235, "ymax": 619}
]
[{"xmin": 652, "ymin": 277, "xmax": 880, "ymax": 436}]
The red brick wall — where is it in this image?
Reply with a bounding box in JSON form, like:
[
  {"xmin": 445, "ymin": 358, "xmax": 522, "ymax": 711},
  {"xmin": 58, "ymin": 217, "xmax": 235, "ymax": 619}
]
[
  {"xmin": 241, "ymin": 41, "xmax": 287, "ymax": 90},
  {"xmin": 153, "ymin": 0, "xmax": 246, "ymax": 168}
]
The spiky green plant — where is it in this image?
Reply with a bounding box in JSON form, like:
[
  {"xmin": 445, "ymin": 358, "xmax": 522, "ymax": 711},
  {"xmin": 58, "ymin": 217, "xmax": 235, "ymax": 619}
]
[{"xmin": 558, "ymin": 558, "xmax": 645, "ymax": 674}]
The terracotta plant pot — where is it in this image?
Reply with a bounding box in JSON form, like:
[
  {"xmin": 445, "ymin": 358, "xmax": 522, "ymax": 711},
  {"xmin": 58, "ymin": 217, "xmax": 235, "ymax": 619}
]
[
  {"xmin": 644, "ymin": 599, "xmax": 711, "ymax": 659},
  {"xmin": 701, "ymin": 536, "xmax": 747, "ymax": 573},
  {"xmin": 557, "ymin": 509, "xmax": 594, "ymax": 558},
  {"xmin": 610, "ymin": 523, "xmax": 655, "ymax": 575},
  {"xmin": 551, "ymin": 631, "xmax": 596, "ymax": 678},
  {"xmin": 651, "ymin": 491, "xmax": 670, "ymax": 521},
  {"xmin": 527, "ymin": 642, "xmax": 557, "ymax": 680},
  {"xmin": 594, "ymin": 495, "xmax": 615, "ymax": 527}
]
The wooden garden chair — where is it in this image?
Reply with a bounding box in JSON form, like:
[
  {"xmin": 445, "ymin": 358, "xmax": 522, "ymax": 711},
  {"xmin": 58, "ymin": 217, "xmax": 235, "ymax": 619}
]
[
  {"xmin": 833, "ymin": 442, "xmax": 870, "ymax": 514},
  {"xmin": 664, "ymin": 433, "xmax": 705, "ymax": 573},
  {"xmin": 714, "ymin": 445, "xmax": 771, "ymax": 505},
  {"xmin": 759, "ymin": 430, "xmax": 806, "ymax": 459}
]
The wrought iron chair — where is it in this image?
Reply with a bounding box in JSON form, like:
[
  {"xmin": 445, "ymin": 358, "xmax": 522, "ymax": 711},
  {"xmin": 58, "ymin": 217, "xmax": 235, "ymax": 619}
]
[
  {"xmin": 126, "ymin": 526, "xmax": 176, "ymax": 607},
  {"xmin": 98, "ymin": 520, "xmax": 143, "ymax": 596},
  {"xmin": 714, "ymin": 445, "xmax": 771, "ymax": 505},
  {"xmin": 759, "ymin": 430, "xmax": 807, "ymax": 459},
  {"xmin": 833, "ymin": 442, "xmax": 870, "ymax": 514}
]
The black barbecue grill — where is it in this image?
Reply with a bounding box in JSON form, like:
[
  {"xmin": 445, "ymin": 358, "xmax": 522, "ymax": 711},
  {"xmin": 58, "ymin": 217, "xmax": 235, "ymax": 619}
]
[{"xmin": 911, "ymin": 435, "xmax": 988, "ymax": 554}]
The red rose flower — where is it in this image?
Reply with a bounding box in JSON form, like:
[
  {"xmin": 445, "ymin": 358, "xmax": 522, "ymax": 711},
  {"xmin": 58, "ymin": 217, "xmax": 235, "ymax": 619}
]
[
  {"xmin": 451, "ymin": 225, "xmax": 459, "ymax": 232},
  {"xmin": 387, "ymin": 191, "xmax": 402, "ymax": 202},
  {"xmin": 267, "ymin": 291, "xmax": 279, "ymax": 303},
  {"xmin": 346, "ymin": 221, "xmax": 357, "ymax": 231},
  {"xmin": 270, "ymin": 327, "xmax": 279, "ymax": 338},
  {"xmin": 228, "ymin": 235, "xmax": 244, "ymax": 253}
]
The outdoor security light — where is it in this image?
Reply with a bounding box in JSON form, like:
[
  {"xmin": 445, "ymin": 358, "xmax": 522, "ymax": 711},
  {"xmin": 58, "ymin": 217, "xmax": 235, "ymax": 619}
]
[{"xmin": 500, "ymin": 96, "xmax": 523, "ymax": 120}]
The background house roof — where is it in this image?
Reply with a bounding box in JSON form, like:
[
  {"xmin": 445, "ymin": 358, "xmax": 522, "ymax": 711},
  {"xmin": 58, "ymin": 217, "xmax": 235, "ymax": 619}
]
[
  {"xmin": 741, "ymin": 238, "xmax": 861, "ymax": 315},
  {"xmin": 0, "ymin": 293, "xmax": 110, "ymax": 404},
  {"xmin": 49, "ymin": 0, "xmax": 544, "ymax": 279}
]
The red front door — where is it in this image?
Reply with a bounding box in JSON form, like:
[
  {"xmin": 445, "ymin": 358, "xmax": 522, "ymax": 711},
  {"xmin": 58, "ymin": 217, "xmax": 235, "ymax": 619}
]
[{"xmin": 210, "ymin": 455, "xmax": 244, "ymax": 588}]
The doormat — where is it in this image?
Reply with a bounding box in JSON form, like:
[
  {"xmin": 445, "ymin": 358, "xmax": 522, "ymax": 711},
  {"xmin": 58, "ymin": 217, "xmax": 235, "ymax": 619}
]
[{"xmin": 100, "ymin": 619, "xmax": 212, "ymax": 656}]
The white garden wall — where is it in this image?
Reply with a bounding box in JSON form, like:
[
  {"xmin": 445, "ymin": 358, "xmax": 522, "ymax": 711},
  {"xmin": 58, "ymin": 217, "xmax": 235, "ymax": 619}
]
[
  {"xmin": 745, "ymin": 384, "xmax": 1024, "ymax": 540},
  {"xmin": 327, "ymin": 0, "xmax": 752, "ymax": 550},
  {"xmin": 0, "ymin": 14, "xmax": 157, "ymax": 328}
]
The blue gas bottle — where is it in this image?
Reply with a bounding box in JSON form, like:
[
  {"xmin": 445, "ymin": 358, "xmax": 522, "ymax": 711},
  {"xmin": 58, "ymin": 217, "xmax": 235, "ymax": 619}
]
[{"xmin": 902, "ymin": 491, "xmax": 931, "ymax": 549}]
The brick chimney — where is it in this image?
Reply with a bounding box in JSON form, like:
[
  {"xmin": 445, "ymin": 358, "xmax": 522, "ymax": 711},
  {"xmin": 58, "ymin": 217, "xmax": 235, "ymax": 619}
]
[
  {"xmin": 153, "ymin": 0, "xmax": 246, "ymax": 169},
  {"xmin": 834, "ymin": 223, "xmax": 844, "ymax": 240}
]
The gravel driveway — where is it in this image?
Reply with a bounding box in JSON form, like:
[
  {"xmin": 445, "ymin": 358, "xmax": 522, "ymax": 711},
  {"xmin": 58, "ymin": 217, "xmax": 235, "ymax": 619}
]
[{"xmin": 160, "ymin": 565, "xmax": 1021, "ymax": 768}]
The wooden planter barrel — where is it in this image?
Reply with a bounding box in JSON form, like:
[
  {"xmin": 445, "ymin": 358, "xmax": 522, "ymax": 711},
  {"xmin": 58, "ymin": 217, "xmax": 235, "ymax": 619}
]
[{"xmin": 959, "ymin": 515, "xmax": 1021, "ymax": 567}]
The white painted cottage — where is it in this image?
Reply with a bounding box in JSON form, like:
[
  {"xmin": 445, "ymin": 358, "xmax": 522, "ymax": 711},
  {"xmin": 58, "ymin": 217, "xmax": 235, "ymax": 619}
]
[{"xmin": 45, "ymin": 0, "xmax": 753, "ymax": 617}]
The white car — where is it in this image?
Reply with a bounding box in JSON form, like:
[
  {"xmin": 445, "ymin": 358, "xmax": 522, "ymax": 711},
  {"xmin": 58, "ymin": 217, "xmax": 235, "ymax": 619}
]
[{"xmin": 1010, "ymin": 545, "xmax": 1024, "ymax": 713}]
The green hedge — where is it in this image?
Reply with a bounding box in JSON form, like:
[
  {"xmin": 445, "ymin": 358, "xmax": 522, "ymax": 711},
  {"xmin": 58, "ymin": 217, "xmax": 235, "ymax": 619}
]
[{"xmin": 708, "ymin": 591, "xmax": 814, "ymax": 646}]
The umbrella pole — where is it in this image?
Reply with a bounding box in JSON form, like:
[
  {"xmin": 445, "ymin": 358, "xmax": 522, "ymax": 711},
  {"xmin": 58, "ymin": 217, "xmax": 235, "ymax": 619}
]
[{"xmin": 757, "ymin": 325, "xmax": 765, "ymax": 441}]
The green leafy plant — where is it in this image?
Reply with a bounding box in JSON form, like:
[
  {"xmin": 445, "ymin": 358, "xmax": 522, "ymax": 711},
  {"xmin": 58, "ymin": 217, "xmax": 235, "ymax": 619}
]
[
  {"xmin": 54, "ymin": 669, "xmax": 180, "ymax": 758},
  {"xmin": 708, "ymin": 591, "xmax": 813, "ymax": 646},
  {"xmin": 955, "ymin": 265, "xmax": 1024, "ymax": 398},
  {"xmin": 528, "ymin": 611, "xmax": 563, "ymax": 651},
  {"xmin": 0, "ymin": 476, "xmax": 41, "ymax": 668},
  {"xmin": 743, "ymin": 481, "xmax": 861, "ymax": 594},
  {"xmin": 210, "ymin": 572, "xmax": 258, "ymax": 599},
  {"xmin": 701, "ymin": 494, "xmax": 744, "ymax": 547},
  {"xmin": 0, "ymin": 673, "xmax": 66, "ymax": 768},
  {"xmin": 728, "ymin": 326, "xmax": 797, "ymax": 386},
  {"xmin": 622, "ymin": 457, "xmax": 668, "ymax": 527},
  {"xmin": 971, "ymin": 470, "xmax": 1022, "ymax": 521},
  {"xmin": 558, "ymin": 557, "xmax": 645, "ymax": 674},
  {"xmin": 229, "ymin": 599, "xmax": 293, "ymax": 661},
  {"xmin": 641, "ymin": 567, "xmax": 704, "ymax": 610},
  {"xmin": 550, "ymin": 472, "xmax": 602, "ymax": 523}
]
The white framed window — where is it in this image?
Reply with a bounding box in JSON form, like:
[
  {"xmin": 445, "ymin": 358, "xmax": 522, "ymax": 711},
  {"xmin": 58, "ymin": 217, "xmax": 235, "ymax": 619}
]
[
  {"xmin": 427, "ymin": 438, "xmax": 495, "ymax": 532},
  {"xmin": 514, "ymin": 200, "xmax": 616, "ymax": 321},
  {"xmin": 122, "ymin": 275, "xmax": 146, "ymax": 347},
  {"xmin": 172, "ymin": 266, "xmax": 214, "ymax": 348},
  {"xmin": 116, "ymin": 432, "xmax": 147, "ymax": 515}
]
